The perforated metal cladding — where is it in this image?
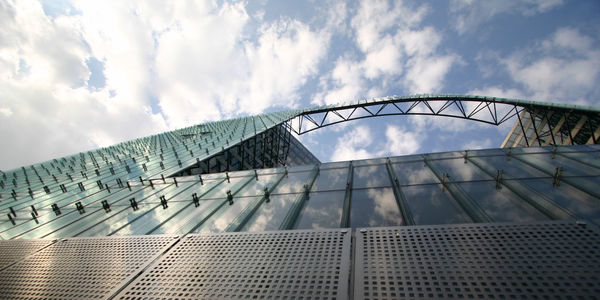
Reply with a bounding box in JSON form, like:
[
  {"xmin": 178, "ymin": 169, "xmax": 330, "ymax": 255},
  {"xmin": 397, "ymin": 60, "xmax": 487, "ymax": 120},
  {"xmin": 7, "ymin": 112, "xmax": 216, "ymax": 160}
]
[
  {"xmin": 116, "ymin": 230, "xmax": 351, "ymax": 299},
  {"xmin": 0, "ymin": 239, "xmax": 54, "ymax": 269},
  {"xmin": 0, "ymin": 235, "xmax": 177, "ymax": 299},
  {"xmin": 354, "ymin": 222, "xmax": 600, "ymax": 300}
]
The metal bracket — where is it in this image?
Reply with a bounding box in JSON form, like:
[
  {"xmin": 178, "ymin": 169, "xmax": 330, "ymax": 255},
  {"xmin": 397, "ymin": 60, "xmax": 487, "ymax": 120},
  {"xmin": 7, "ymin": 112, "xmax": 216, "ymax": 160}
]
[
  {"xmin": 553, "ymin": 167, "xmax": 563, "ymax": 187},
  {"xmin": 495, "ymin": 170, "xmax": 503, "ymax": 190}
]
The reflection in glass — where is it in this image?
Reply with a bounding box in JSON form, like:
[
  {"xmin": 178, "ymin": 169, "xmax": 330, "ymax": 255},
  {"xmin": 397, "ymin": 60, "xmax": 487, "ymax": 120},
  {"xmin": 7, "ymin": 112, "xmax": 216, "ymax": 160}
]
[
  {"xmin": 393, "ymin": 162, "xmax": 438, "ymax": 185},
  {"xmin": 458, "ymin": 182, "xmax": 547, "ymax": 222},
  {"xmin": 353, "ymin": 165, "xmax": 391, "ymax": 189},
  {"xmin": 432, "ymin": 159, "xmax": 491, "ymax": 182},
  {"xmin": 558, "ymin": 152, "xmax": 600, "ymax": 169},
  {"xmin": 236, "ymin": 174, "xmax": 279, "ymax": 197},
  {"xmin": 320, "ymin": 161, "xmax": 349, "ymax": 169},
  {"xmin": 26, "ymin": 184, "xmax": 173, "ymax": 239},
  {"xmin": 519, "ymin": 153, "xmax": 600, "ymax": 176},
  {"xmin": 472, "ymin": 156, "xmax": 546, "ymax": 179},
  {"xmin": 272, "ymin": 172, "xmax": 311, "ymax": 194},
  {"xmin": 350, "ymin": 188, "xmax": 402, "ymax": 228},
  {"xmin": 520, "ymin": 178, "xmax": 600, "ymax": 220},
  {"xmin": 242, "ymin": 194, "xmax": 298, "ymax": 231},
  {"xmin": 312, "ymin": 169, "xmax": 347, "ymax": 191},
  {"xmin": 388, "ymin": 154, "xmax": 421, "ymax": 163},
  {"xmin": 295, "ymin": 191, "xmax": 344, "ymax": 229},
  {"xmin": 353, "ymin": 158, "xmax": 388, "ymax": 166},
  {"xmin": 195, "ymin": 197, "xmax": 255, "ymax": 233},
  {"xmin": 403, "ymin": 184, "xmax": 471, "ymax": 225},
  {"xmin": 201, "ymin": 177, "xmax": 246, "ymax": 199}
]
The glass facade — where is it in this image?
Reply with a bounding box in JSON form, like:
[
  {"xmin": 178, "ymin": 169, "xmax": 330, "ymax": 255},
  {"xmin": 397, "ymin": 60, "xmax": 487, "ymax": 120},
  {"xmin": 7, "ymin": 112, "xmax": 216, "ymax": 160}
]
[{"xmin": 2, "ymin": 144, "xmax": 598, "ymax": 239}]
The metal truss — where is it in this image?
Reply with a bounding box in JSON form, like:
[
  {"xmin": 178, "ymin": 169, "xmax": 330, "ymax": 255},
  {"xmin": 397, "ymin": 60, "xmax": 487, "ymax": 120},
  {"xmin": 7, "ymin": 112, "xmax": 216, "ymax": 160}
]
[{"xmin": 289, "ymin": 95, "xmax": 600, "ymax": 146}]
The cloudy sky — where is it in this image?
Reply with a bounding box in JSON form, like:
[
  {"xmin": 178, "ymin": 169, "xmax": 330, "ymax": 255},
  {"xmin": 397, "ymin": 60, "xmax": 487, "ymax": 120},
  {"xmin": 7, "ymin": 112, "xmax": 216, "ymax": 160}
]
[{"xmin": 1, "ymin": 0, "xmax": 599, "ymax": 170}]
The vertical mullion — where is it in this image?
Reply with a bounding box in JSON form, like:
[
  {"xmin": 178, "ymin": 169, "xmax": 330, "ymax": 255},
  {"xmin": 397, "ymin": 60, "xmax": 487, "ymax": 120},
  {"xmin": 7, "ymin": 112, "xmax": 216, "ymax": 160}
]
[{"xmin": 340, "ymin": 162, "xmax": 354, "ymax": 228}]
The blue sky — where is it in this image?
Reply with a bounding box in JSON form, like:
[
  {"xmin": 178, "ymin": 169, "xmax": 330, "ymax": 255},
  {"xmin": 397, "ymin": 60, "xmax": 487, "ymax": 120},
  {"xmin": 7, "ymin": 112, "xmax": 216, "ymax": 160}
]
[{"xmin": 0, "ymin": 0, "xmax": 599, "ymax": 170}]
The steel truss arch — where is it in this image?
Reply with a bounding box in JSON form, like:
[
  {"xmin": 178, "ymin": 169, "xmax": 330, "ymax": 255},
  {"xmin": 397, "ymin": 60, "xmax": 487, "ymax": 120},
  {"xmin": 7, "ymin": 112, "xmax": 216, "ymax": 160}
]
[{"xmin": 287, "ymin": 94, "xmax": 600, "ymax": 147}]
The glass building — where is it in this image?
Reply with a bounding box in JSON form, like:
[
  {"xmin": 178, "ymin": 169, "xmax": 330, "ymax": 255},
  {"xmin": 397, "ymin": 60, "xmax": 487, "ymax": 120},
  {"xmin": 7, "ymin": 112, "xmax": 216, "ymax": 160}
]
[{"xmin": 0, "ymin": 95, "xmax": 599, "ymax": 299}]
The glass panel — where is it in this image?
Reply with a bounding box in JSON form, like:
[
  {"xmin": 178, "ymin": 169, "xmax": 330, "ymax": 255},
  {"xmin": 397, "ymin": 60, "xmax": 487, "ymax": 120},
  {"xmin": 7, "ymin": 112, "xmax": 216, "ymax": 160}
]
[
  {"xmin": 468, "ymin": 148, "xmax": 506, "ymax": 156},
  {"xmin": 194, "ymin": 196, "xmax": 256, "ymax": 233},
  {"xmin": 350, "ymin": 188, "xmax": 402, "ymax": 228},
  {"xmin": 201, "ymin": 176, "xmax": 249, "ymax": 199},
  {"xmin": 353, "ymin": 158, "xmax": 388, "ymax": 166},
  {"xmin": 241, "ymin": 193, "xmax": 298, "ymax": 232},
  {"xmin": 471, "ymin": 156, "xmax": 546, "ymax": 179},
  {"xmin": 388, "ymin": 154, "xmax": 421, "ymax": 163},
  {"xmin": 22, "ymin": 185, "xmax": 172, "ymax": 239},
  {"xmin": 295, "ymin": 191, "xmax": 344, "ymax": 229},
  {"xmin": 392, "ymin": 162, "xmax": 438, "ymax": 185},
  {"xmin": 257, "ymin": 167, "xmax": 285, "ymax": 175},
  {"xmin": 353, "ymin": 165, "xmax": 391, "ymax": 189},
  {"xmin": 113, "ymin": 181, "xmax": 198, "ymax": 236},
  {"xmin": 402, "ymin": 184, "xmax": 471, "ymax": 225},
  {"xmin": 509, "ymin": 147, "xmax": 550, "ymax": 154},
  {"xmin": 320, "ymin": 161, "xmax": 349, "ymax": 169},
  {"xmin": 81, "ymin": 180, "xmax": 222, "ymax": 236},
  {"xmin": 517, "ymin": 153, "xmax": 600, "ymax": 176},
  {"xmin": 272, "ymin": 172, "xmax": 311, "ymax": 194},
  {"xmin": 430, "ymin": 158, "xmax": 491, "ymax": 182},
  {"xmin": 556, "ymin": 145, "xmax": 599, "ymax": 152},
  {"xmin": 558, "ymin": 152, "xmax": 600, "ymax": 169},
  {"xmin": 153, "ymin": 199, "xmax": 221, "ymax": 235},
  {"xmin": 425, "ymin": 151, "xmax": 465, "ymax": 159},
  {"xmin": 236, "ymin": 174, "xmax": 280, "ymax": 197},
  {"xmin": 287, "ymin": 165, "xmax": 317, "ymax": 172},
  {"xmin": 312, "ymin": 168, "xmax": 347, "ymax": 191},
  {"xmin": 0, "ymin": 185, "xmax": 135, "ymax": 237},
  {"xmin": 520, "ymin": 178, "xmax": 600, "ymax": 220},
  {"xmin": 458, "ymin": 182, "xmax": 547, "ymax": 222}
]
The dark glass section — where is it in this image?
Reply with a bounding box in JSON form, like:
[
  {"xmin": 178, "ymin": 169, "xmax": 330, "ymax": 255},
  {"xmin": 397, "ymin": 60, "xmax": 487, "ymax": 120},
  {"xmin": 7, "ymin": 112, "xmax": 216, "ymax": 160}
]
[
  {"xmin": 295, "ymin": 191, "xmax": 345, "ymax": 229},
  {"xmin": 170, "ymin": 124, "xmax": 319, "ymax": 176},
  {"xmin": 194, "ymin": 196, "xmax": 256, "ymax": 233},
  {"xmin": 471, "ymin": 156, "xmax": 547, "ymax": 179},
  {"xmin": 272, "ymin": 171, "xmax": 312, "ymax": 194},
  {"xmin": 353, "ymin": 165, "xmax": 391, "ymax": 189},
  {"xmin": 242, "ymin": 193, "xmax": 299, "ymax": 231},
  {"xmin": 402, "ymin": 184, "xmax": 471, "ymax": 225},
  {"xmin": 520, "ymin": 178, "xmax": 600, "ymax": 220},
  {"xmin": 312, "ymin": 168, "xmax": 348, "ymax": 191},
  {"xmin": 350, "ymin": 188, "xmax": 402, "ymax": 228},
  {"xmin": 392, "ymin": 161, "xmax": 438, "ymax": 185},
  {"xmin": 430, "ymin": 158, "xmax": 491, "ymax": 182},
  {"xmin": 458, "ymin": 181, "xmax": 547, "ymax": 222}
]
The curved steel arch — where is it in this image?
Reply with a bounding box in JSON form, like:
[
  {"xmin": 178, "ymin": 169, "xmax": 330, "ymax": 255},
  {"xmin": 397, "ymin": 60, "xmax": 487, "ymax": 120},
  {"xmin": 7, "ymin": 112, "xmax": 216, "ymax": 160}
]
[{"xmin": 286, "ymin": 94, "xmax": 600, "ymax": 147}]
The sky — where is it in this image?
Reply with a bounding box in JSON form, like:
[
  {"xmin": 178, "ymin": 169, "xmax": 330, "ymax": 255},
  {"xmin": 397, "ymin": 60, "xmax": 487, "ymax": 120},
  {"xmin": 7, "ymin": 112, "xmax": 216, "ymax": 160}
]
[{"xmin": 0, "ymin": 0, "xmax": 599, "ymax": 170}]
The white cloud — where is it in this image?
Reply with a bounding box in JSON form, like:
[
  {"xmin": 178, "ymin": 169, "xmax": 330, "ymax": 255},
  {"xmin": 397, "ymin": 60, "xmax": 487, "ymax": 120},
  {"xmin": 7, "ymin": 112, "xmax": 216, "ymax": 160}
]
[
  {"xmin": 500, "ymin": 28, "xmax": 600, "ymax": 105},
  {"xmin": 381, "ymin": 125, "xmax": 420, "ymax": 156},
  {"xmin": 329, "ymin": 125, "xmax": 373, "ymax": 161},
  {"xmin": 0, "ymin": 0, "xmax": 170, "ymax": 170},
  {"xmin": 329, "ymin": 124, "xmax": 421, "ymax": 162},
  {"xmin": 0, "ymin": 0, "xmax": 334, "ymax": 170},
  {"xmin": 463, "ymin": 138, "xmax": 493, "ymax": 150},
  {"xmin": 404, "ymin": 55, "xmax": 457, "ymax": 94},
  {"xmin": 313, "ymin": 0, "xmax": 457, "ymax": 106},
  {"xmin": 450, "ymin": 0, "xmax": 564, "ymax": 35},
  {"xmin": 152, "ymin": 2, "xmax": 332, "ymax": 127}
]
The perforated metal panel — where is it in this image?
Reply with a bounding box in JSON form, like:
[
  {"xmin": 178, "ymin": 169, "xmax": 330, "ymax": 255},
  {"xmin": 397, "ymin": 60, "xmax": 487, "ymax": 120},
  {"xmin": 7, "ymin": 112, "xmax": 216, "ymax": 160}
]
[
  {"xmin": 355, "ymin": 221, "xmax": 600, "ymax": 299},
  {"xmin": 0, "ymin": 239, "xmax": 55, "ymax": 270},
  {"xmin": 116, "ymin": 229, "xmax": 351, "ymax": 299},
  {"xmin": 0, "ymin": 235, "xmax": 178, "ymax": 299}
]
